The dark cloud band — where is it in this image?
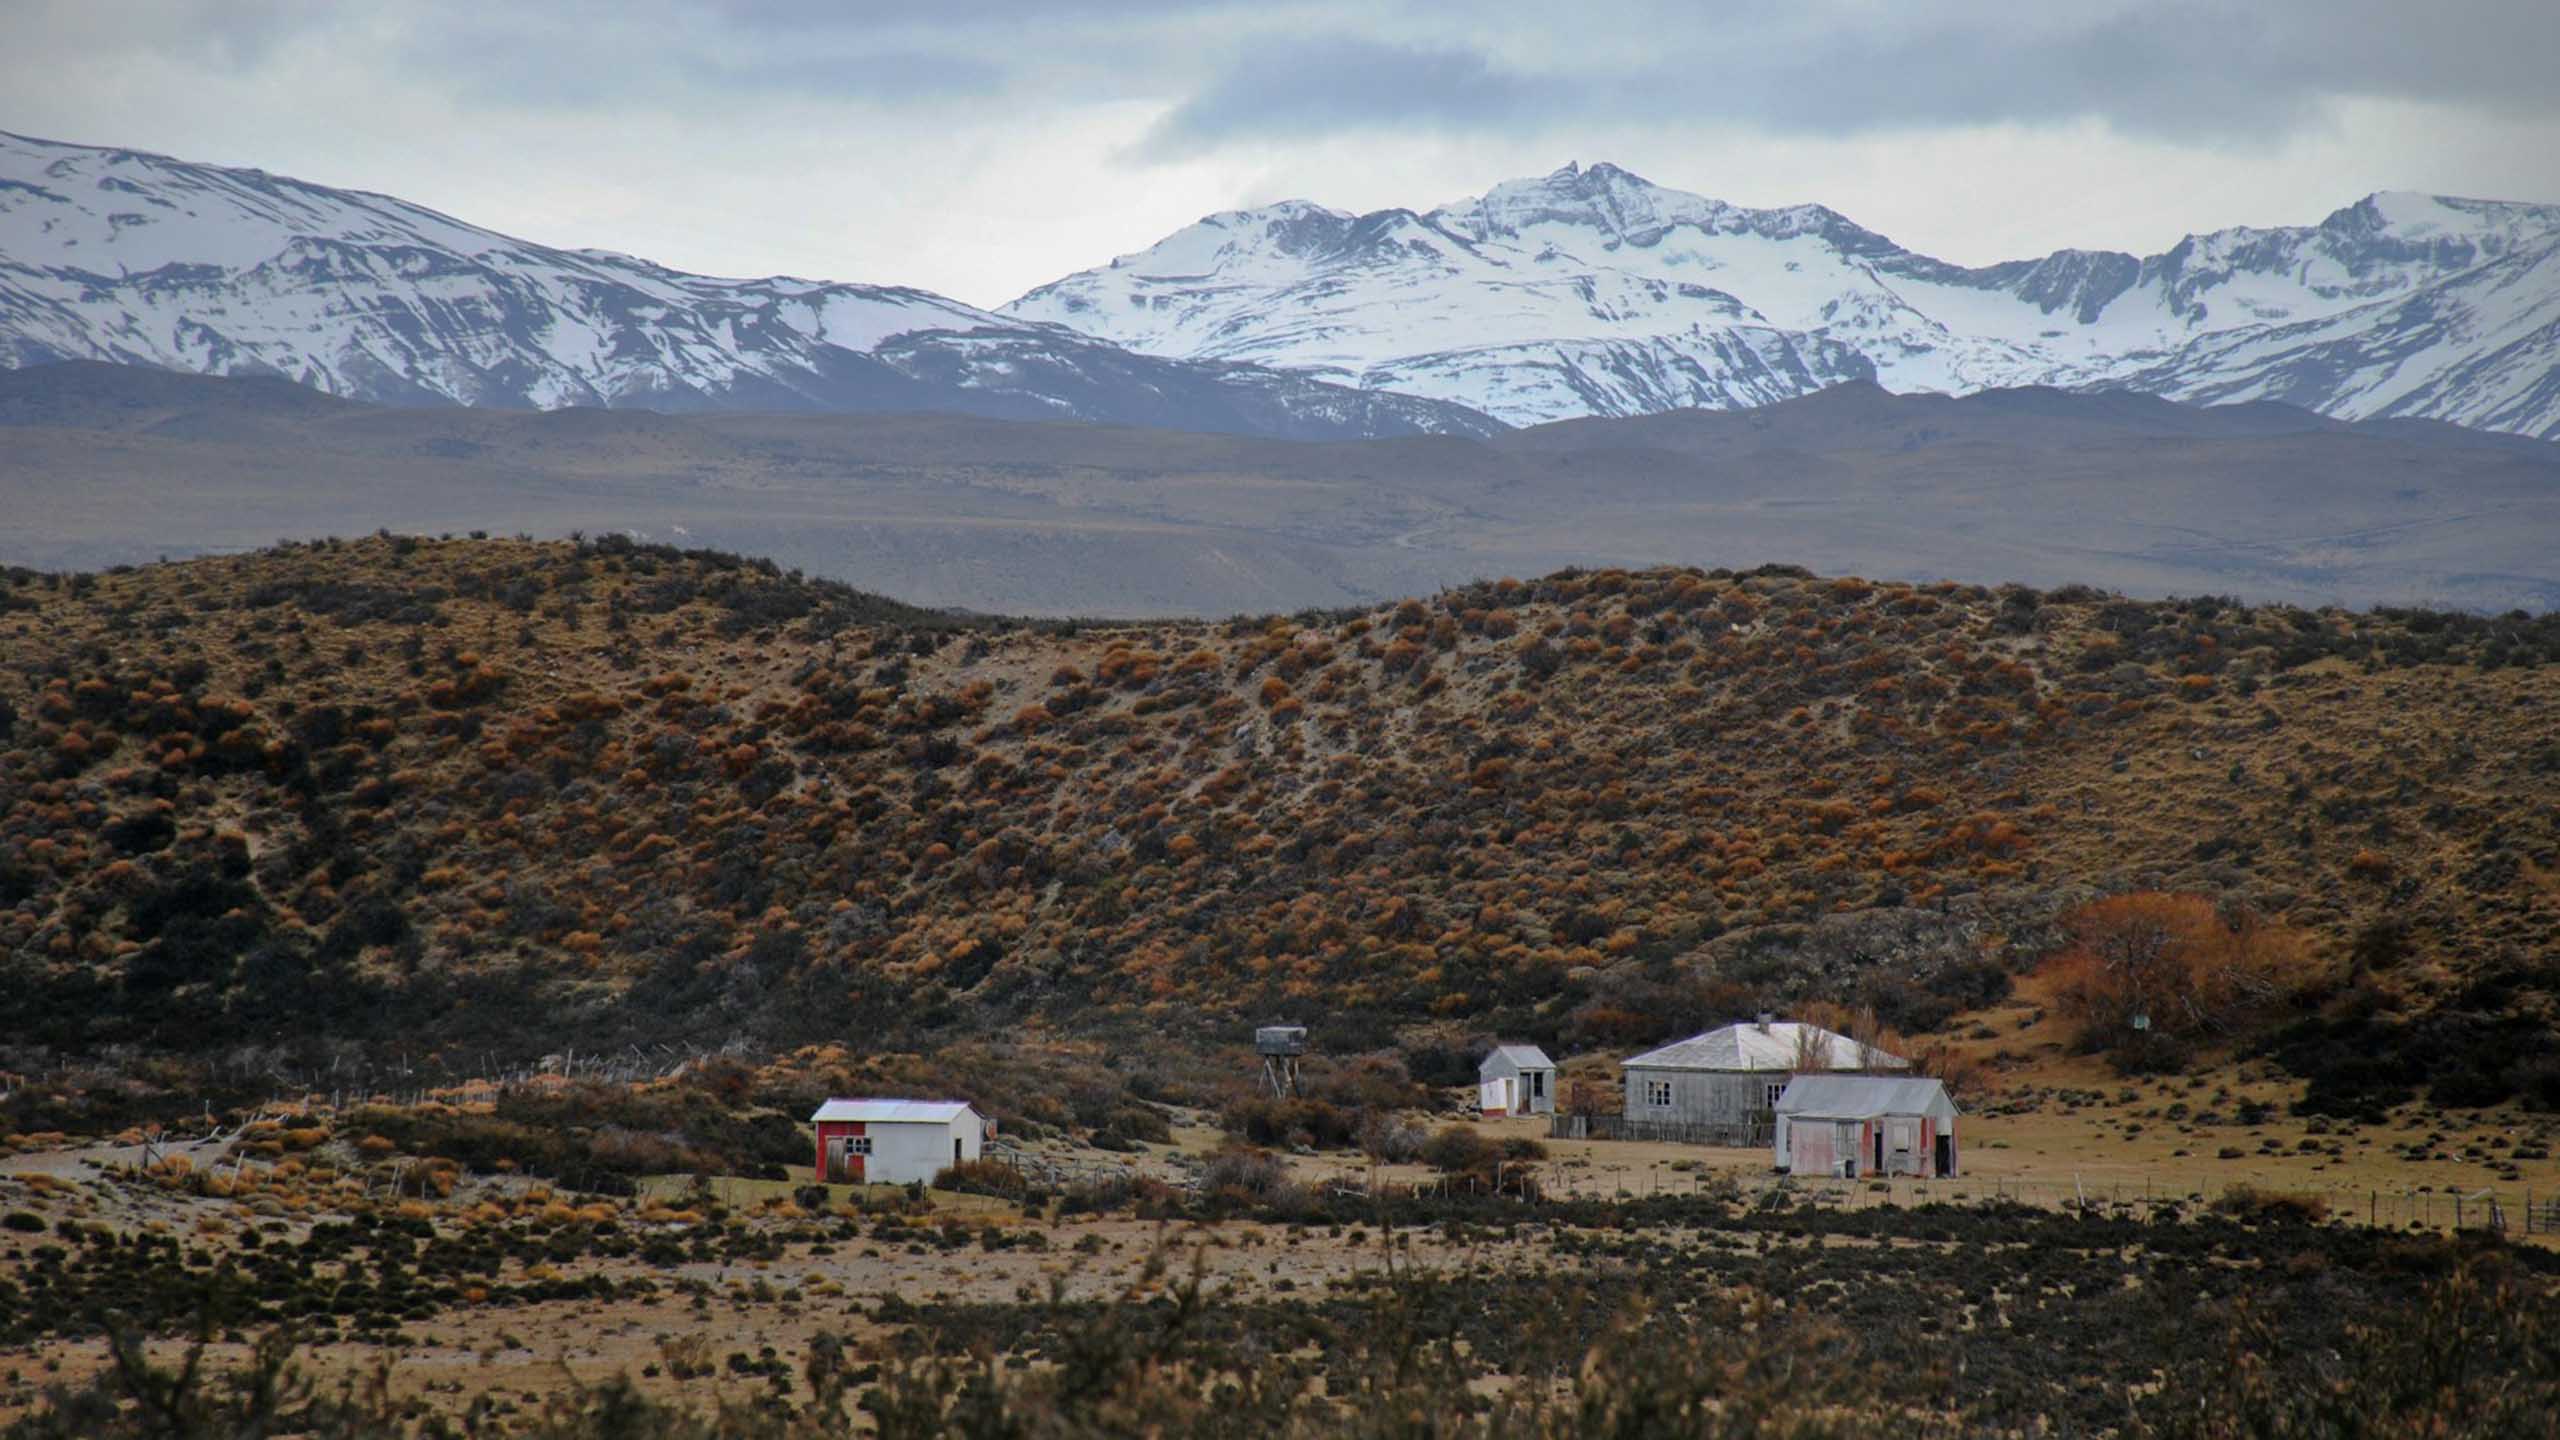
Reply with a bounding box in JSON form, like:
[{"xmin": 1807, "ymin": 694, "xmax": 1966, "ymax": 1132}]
[
  {"xmin": 1139, "ymin": 2, "xmax": 2560, "ymax": 155},
  {"xmin": 18, "ymin": 0, "xmax": 2556, "ymax": 145}
]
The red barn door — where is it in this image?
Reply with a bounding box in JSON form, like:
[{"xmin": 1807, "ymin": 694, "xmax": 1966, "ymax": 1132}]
[{"xmin": 815, "ymin": 1121, "xmax": 868, "ymax": 1182}]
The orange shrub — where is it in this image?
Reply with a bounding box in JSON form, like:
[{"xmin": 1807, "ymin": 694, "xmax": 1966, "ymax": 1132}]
[
  {"xmin": 1942, "ymin": 812, "xmax": 2027, "ymax": 857},
  {"xmin": 2044, "ymin": 893, "xmax": 2321, "ymax": 1058}
]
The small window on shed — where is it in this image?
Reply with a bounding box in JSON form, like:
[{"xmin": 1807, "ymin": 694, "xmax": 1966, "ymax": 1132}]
[
  {"xmin": 1764, "ymin": 1082, "xmax": 1785, "ymax": 1109},
  {"xmin": 1645, "ymin": 1080, "xmax": 1672, "ymax": 1108},
  {"xmin": 850, "ymin": 1137, "xmax": 873, "ymax": 1155}
]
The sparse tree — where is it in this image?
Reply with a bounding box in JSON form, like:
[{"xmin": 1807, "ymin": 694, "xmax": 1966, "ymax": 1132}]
[
  {"xmin": 1789, "ymin": 1020, "xmax": 1835, "ymax": 1075},
  {"xmin": 2047, "ymin": 893, "xmax": 2321, "ymax": 1062}
]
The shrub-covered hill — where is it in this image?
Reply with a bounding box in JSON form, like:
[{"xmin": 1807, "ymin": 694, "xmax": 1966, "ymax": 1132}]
[{"xmin": 2, "ymin": 535, "xmax": 2556, "ymax": 1086}]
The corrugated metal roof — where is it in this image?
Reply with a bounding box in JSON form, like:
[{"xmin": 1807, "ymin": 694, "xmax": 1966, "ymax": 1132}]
[
  {"xmin": 1622, "ymin": 1022, "xmax": 1909, "ymax": 1073},
  {"xmin": 808, "ymin": 1098, "xmax": 976, "ymax": 1124},
  {"xmin": 1483, "ymin": 1044, "xmax": 1555, "ymax": 1071},
  {"xmin": 1774, "ymin": 1075, "xmax": 1955, "ymax": 1119}
]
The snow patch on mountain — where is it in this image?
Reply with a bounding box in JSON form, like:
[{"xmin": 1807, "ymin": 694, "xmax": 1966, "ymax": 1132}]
[
  {"xmin": 1006, "ymin": 162, "xmax": 2560, "ymax": 438},
  {"xmin": 0, "ymin": 130, "xmax": 1500, "ymax": 439}
]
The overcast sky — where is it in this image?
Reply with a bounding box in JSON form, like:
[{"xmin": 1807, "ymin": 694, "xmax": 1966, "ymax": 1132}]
[{"xmin": 7, "ymin": 0, "xmax": 2557, "ymax": 307}]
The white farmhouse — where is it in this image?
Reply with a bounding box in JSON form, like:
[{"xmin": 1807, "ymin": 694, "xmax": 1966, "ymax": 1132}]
[{"xmin": 1621, "ymin": 1016, "xmax": 1906, "ymax": 1127}]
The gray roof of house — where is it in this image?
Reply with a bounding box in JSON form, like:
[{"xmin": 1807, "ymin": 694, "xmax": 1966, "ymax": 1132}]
[
  {"xmin": 1481, "ymin": 1044, "xmax": 1555, "ymax": 1073},
  {"xmin": 809, "ymin": 1099, "xmax": 977, "ymax": 1125},
  {"xmin": 1773, "ymin": 1075, "xmax": 1955, "ymax": 1119},
  {"xmin": 1622, "ymin": 1022, "xmax": 1909, "ymax": 1073}
]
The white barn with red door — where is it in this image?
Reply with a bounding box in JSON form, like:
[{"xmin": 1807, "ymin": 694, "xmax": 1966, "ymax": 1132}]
[
  {"xmin": 809, "ymin": 1099, "xmax": 983, "ymax": 1186},
  {"xmin": 1773, "ymin": 1076, "xmax": 1958, "ymax": 1178}
]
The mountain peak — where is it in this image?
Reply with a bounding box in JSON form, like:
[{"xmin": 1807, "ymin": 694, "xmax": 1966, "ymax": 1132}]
[
  {"xmin": 1006, "ymin": 162, "xmax": 2560, "ymax": 440},
  {"xmin": 2300, "ymin": 190, "xmax": 2560, "ymax": 259},
  {"xmin": 1428, "ymin": 163, "xmax": 1899, "ymax": 255},
  {"xmin": 1510, "ymin": 159, "xmax": 1661, "ymax": 197},
  {"xmin": 1435, "ymin": 161, "xmax": 1724, "ymax": 247},
  {"xmin": 1537, "ymin": 159, "xmax": 1647, "ymax": 186},
  {"xmin": 1209, "ymin": 197, "xmax": 1347, "ymax": 225},
  {"xmin": 0, "ymin": 128, "xmax": 1506, "ymax": 439}
]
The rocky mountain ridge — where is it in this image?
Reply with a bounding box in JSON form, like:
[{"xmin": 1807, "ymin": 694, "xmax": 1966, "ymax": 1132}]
[
  {"xmin": 0, "ymin": 130, "xmax": 1502, "ymax": 440},
  {"xmin": 1005, "ymin": 162, "xmax": 2560, "ymax": 435}
]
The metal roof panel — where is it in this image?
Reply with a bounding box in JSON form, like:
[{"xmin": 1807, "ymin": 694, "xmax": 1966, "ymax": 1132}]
[{"xmin": 808, "ymin": 1098, "xmax": 977, "ymax": 1124}]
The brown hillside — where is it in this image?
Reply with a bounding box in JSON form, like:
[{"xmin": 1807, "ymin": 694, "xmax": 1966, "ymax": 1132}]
[{"xmin": 2, "ymin": 536, "xmax": 2556, "ymax": 1107}]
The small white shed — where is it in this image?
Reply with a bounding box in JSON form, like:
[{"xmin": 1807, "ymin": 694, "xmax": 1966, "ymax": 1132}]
[
  {"xmin": 1478, "ymin": 1044, "xmax": 1557, "ymax": 1117},
  {"xmin": 809, "ymin": 1098, "xmax": 984, "ymax": 1186},
  {"xmin": 1773, "ymin": 1076, "xmax": 1958, "ymax": 1179}
]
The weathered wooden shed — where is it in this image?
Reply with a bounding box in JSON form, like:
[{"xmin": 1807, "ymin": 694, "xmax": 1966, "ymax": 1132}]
[
  {"xmin": 1621, "ymin": 1017, "xmax": 1908, "ymax": 1130},
  {"xmin": 809, "ymin": 1099, "xmax": 984, "ymax": 1186},
  {"xmin": 1773, "ymin": 1076, "xmax": 1957, "ymax": 1178},
  {"xmin": 1477, "ymin": 1044, "xmax": 1556, "ymax": 1117}
]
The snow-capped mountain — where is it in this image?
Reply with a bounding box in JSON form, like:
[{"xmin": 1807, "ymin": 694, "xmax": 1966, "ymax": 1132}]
[
  {"xmin": 1005, "ymin": 163, "xmax": 2560, "ymax": 437},
  {"xmin": 0, "ymin": 130, "xmax": 1501, "ymax": 439}
]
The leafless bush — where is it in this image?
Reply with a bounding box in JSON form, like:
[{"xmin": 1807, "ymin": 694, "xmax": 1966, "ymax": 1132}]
[
  {"xmin": 1355, "ymin": 1111, "xmax": 1427, "ymax": 1163},
  {"xmin": 1198, "ymin": 1145, "xmax": 1297, "ymax": 1204}
]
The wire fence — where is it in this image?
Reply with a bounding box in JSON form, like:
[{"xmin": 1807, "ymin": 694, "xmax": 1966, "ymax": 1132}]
[
  {"xmin": 1552, "ymin": 1115, "xmax": 1774, "ymax": 1147},
  {"xmin": 1508, "ymin": 1160, "xmax": 2560, "ymax": 1238}
]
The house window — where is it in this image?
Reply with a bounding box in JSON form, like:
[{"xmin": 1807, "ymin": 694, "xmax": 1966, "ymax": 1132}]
[
  {"xmin": 1765, "ymin": 1083, "xmax": 1786, "ymax": 1109},
  {"xmin": 849, "ymin": 1137, "xmax": 873, "ymax": 1156},
  {"xmin": 1645, "ymin": 1080, "xmax": 1673, "ymax": 1108},
  {"xmin": 1529, "ymin": 1072, "xmax": 1547, "ymax": 1099}
]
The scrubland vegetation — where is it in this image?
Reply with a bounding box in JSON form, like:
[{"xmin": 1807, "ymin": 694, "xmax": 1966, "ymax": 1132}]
[
  {"xmin": 3, "ymin": 535, "xmax": 2554, "ymax": 1120},
  {"xmin": 4, "ymin": 535, "xmax": 2560, "ymax": 1432},
  {"xmin": 2, "ymin": 1172, "xmax": 2555, "ymax": 1437}
]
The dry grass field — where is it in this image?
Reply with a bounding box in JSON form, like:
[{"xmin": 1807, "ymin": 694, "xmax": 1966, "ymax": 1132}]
[{"xmin": 5, "ymin": 1070, "xmax": 2557, "ymax": 1436}]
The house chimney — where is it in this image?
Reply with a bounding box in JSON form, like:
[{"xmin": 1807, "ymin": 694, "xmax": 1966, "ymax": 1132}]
[{"xmin": 1756, "ymin": 1012, "xmax": 1774, "ymax": 1033}]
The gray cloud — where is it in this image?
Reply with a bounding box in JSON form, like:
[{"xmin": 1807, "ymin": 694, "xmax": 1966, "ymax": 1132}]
[
  {"xmin": 1141, "ymin": 35, "xmax": 1542, "ymax": 151},
  {"xmin": 1, "ymin": 0, "xmax": 2552, "ymax": 305},
  {"xmin": 23, "ymin": 2, "xmax": 2552, "ymax": 147},
  {"xmin": 712, "ymin": 0, "xmax": 1262, "ymax": 25},
  {"xmin": 1140, "ymin": 1, "xmax": 2560, "ymax": 155},
  {"xmin": 712, "ymin": 51, "xmax": 1011, "ymax": 103}
]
